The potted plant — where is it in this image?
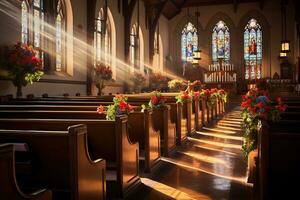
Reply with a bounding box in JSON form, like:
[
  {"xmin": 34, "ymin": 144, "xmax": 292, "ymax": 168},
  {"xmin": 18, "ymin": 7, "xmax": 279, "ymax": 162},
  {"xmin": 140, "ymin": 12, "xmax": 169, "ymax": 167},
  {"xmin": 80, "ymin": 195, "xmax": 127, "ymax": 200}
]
[
  {"xmin": 0, "ymin": 43, "xmax": 43, "ymax": 97},
  {"xmin": 94, "ymin": 63, "xmax": 113, "ymax": 96}
]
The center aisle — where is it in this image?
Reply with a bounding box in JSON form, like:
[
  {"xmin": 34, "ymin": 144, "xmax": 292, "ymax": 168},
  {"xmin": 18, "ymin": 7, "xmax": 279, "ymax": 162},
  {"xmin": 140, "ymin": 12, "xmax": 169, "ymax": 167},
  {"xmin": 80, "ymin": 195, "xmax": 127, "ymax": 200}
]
[{"xmin": 127, "ymin": 106, "xmax": 252, "ymax": 200}]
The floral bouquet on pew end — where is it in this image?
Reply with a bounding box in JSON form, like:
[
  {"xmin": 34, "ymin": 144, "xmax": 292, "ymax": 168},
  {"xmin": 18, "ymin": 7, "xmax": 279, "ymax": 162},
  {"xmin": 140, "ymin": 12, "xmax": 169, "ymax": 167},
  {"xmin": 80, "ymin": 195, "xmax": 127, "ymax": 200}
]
[
  {"xmin": 175, "ymin": 91, "xmax": 192, "ymax": 104},
  {"xmin": 141, "ymin": 91, "xmax": 168, "ymax": 112},
  {"xmin": 218, "ymin": 89, "xmax": 228, "ymax": 103},
  {"xmin": 97, "ymin": 95, "xmax": 133, "ymax": 120},
  {"xmin": 200, "ymin": 89, "xmax": 215, "ymax": 107},
  {"xmin": 240, "ymin": 88, "xmax": 287, "ymax": 160}
]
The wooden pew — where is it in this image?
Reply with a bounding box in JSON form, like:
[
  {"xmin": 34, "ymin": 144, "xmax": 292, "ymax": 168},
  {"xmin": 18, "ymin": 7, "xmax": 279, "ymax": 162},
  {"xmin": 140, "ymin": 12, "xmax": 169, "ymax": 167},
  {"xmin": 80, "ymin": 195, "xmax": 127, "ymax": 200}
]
[
  {"xmin": 151, "ymin": 107, "xmax": 176, "ymax": 156},
  {"xmin": 128, "ymin": 110, "xmax": 160, "ymax": 172},
  {"xmin": 0, "ymin": 144, "xmax": 52, "ymax": 200},
  {"xmin": 0, "ymin": 125, "xmax": 105, "ymax": 200},
  {"xmin": 197, "ymin": 97, "xmax": 207, "ymax": 127},
  {"xmin": 0, "ymin": 109, "xmax": 161, "ymax": 173},
  {"xmin": 0, "ymin": 117, "xmax": 139, "ymax": 198},
  {"xmin": 257, "ymin": 118, "xmax": 300, "ymax": 200}
]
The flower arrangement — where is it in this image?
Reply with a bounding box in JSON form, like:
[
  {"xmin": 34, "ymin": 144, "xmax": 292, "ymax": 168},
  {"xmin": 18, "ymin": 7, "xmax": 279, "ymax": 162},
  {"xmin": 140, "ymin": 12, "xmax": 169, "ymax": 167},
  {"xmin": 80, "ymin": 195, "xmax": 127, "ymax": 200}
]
[
  {"xmin": 130, "ymin": 72, "xmax": 146, "ymax": 93},
  {"xmin": 94, "ymin": 63, "xmax": 113, "ymax": 95},
  {"xmin": 199, "ymin": 89, "xmax": 216, "ymax": 107},
  {"xmin": 97, "ymin": 95, "xmax": 133, "ymax": 120},
  {"xmin": 168, "ymin": 79, "xmax": 184, "ymax": 92},
  {"xmin": 175, "ymin": 91, "xmax": 192, "ymax": 104},
  {"xmin": 0, "ymin": 43, "xmax": 43, "ymax": 97},
  {"xmin": 149, "ymin": 72, "xmax": 169, "ymax": 91},
  {"xmin": 240, "ymin": 88, "xmax": 287, "ymax": 160},
  {"xmin": 191, "ymin": 91, "xmax": 200, "ymax": 99},
  {"xmin": 218, "ymin": 89, "xmax": 228, "ymax": 103},
  {"xmin": 141, "ymin": 91, "xmax": 168, "ymax": 112}
]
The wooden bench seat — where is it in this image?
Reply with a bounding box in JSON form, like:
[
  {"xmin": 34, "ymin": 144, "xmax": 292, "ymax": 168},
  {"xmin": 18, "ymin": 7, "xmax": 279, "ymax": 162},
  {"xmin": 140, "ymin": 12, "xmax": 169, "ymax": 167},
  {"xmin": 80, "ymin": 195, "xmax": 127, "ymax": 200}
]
[
  {"xmin": 0, "ymin": 109, "xmax": 161, "ymax": 173},
  {"xmin": 0, "ymin": 117, "xmax": 139, "ymax": 198},
  {"xmin": 257, "ymin": 119, "xmax": 300, "ymax": 199},
  {"xmin": 0, "ymin": 125, "xmax": 105, "ymax": 200}
]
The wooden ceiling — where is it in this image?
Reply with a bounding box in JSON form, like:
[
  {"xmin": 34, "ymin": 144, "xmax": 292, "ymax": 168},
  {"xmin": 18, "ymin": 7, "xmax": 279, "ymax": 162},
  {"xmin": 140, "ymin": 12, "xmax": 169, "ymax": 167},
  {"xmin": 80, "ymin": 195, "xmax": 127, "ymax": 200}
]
[{"xmin": 143, "ymin": 0, "xmax": 264, "ymax": 19}]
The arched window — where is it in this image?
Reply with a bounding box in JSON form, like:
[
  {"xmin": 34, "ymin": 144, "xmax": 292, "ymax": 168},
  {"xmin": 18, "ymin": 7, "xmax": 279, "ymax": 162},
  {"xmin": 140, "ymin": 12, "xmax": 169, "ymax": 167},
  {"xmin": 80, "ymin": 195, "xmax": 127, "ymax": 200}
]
[
  {"xmin": 244, "ymin": 18, "xmax": 262, "ymax": 80},
  {"xmin": 56, "ymin": 0, "xmax": 65, "ymax": 72},
  {"xmin": 181, "ymin": 22, "xmax": 198, "ymax": 63},
  {"xmin": 130, "ymin": 25, "xmax": 137, "ymax": 68},
  {"xmin": 94, "ymin": 10, "xmax": 103, "ymax": 64},
  {"xmin": 153, "ymin": 30, "xmax": 163, "ymax": 71},
  {"xmin": 212, "ymin": 20, "xmax": 230, "ymax": 63},
  {"xmin": 21, "ymin": 0, "xmax": 29, "ymax": 44},
  {"xmin": 94, "ymin": 9, "xmax": 112, "ymax": 67}
]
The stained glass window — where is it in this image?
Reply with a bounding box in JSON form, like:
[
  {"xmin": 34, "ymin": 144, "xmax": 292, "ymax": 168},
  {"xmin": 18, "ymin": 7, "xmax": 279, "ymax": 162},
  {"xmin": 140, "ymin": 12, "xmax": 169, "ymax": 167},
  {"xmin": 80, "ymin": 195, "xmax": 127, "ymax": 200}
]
[
  {"xmin": 56, "ymin": 0, "xmax": 64, "ymax": 72},
  {"xmin": 244, "ymin": 18, "xmax": 262, "ymax": 80},
  {"xmin": 181, "ymin": 22, "xmax": 198, "ymax": 63},
  {"xmin": 212, "ymin": 21, "xmax": 230, "ymax": 63},
  {"xmin": 32, "ymin": 0, "xmax": 44, "ymax": 67},
  {"xmin": 21, "ymin": 1, "xmax": 29, "ymax": 44}
]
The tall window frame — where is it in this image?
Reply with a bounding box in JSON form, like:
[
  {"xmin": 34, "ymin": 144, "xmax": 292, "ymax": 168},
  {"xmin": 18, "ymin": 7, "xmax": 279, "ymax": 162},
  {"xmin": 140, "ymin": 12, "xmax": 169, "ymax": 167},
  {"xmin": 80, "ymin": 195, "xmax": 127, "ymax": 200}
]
[
  {"xmin": 55, "ymin": 0, "xmax": 66, "ymax": 72},
  {"xmin": 32, "ymin": 0, "xmax": 44, "ymax": 67},
  {"xmin": 212, "ymin": 20, "xmax": 230, "ymax": 63},
  {"xmin": 181, "ymin": 22, "xmax": 198, "ymax": 63},
  {"xmin": 94, "ymin": 9, "xmax": 112, "ymax": 68},
  {"xmin": 244, "ymin": 18, "xmax": 263, "ymax": 80},
  {"xmin": 130, "ymin": 25, "xmax": 137, "ymax": 68},
  {"xmin": 21, "ymin": 0, "xmax": 29, "ymax": 44}
]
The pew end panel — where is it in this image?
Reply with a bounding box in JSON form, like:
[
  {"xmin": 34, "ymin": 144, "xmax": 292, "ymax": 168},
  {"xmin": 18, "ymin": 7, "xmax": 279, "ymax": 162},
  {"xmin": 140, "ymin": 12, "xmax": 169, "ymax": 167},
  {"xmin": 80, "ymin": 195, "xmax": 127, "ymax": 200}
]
[
  {"xmin": 115, "ymin": 116, "xmax": 141, "ymax": 198},
  {"xmin": 144, "ymin": 110, "xmax": 161, "ymax": 173},
  {"xmin": 0, "ymin": 144, "xmax": 52, "ymax": 200},
  {"xmin": 69, "ymin": 124, "xmax": 107, "ymax": 200}
]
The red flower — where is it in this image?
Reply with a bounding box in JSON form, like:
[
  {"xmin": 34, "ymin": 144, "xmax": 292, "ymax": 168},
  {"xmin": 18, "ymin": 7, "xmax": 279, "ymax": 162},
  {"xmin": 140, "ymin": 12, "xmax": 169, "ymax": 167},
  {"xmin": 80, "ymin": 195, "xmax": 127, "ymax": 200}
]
[
  {"xmin": 255, "ymin": 102, "xmax": 264, "ymax": 109},
  {"xmin": 151, "ymin": 96, "xmax": 159, "ymax": 105},
  {"xmin": 247, "ymin": 106, "xmax": 256, "ymax": 114},
  {"xmin": 193, "ymin": 91, "xmax": 200, "ymax": 98},
  {"xmin": 182, "ymin": 91, "xmax": 190, "ymax": 99},
  {"xmin": 276, "ymin": 104, "xmax": 287, "ymax": 112},
  {"xmin": 241, "ymin": 99, "xmax": 252, "ymax": 108},
  {"xmin": 119, "ymin": 101, "xmax": 127, "ymax": 111},
  {"xmin": 276, "ymin": 97, "xmax": 282, "ymax": 104},
  {"xmin": 97, "ymin": 105, "xmax": 106, "ymax": 114}
]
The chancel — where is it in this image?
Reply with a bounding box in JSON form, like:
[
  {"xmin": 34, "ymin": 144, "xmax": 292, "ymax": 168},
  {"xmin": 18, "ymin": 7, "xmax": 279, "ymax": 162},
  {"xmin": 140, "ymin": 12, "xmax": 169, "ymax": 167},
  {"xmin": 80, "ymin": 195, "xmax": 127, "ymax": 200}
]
[{"xmin": 0, "ymin": 0, "xmax": 299, "ymax": 199}]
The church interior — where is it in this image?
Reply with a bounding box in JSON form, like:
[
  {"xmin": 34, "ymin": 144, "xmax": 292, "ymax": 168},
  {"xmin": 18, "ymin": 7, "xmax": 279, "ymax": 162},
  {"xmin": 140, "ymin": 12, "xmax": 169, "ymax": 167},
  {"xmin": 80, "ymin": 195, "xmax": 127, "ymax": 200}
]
[{"xmin": 0, "ymin": 0, "xmax": 299, "ymax": 199}]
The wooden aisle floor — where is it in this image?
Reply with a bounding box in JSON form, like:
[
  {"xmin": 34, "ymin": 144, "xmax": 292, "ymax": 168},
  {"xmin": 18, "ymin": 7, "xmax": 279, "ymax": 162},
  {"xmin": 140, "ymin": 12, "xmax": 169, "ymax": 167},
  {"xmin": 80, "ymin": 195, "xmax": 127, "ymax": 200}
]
[{"xmin": 127, "ymin": 106, "xmax": 252, "ymax": 200}]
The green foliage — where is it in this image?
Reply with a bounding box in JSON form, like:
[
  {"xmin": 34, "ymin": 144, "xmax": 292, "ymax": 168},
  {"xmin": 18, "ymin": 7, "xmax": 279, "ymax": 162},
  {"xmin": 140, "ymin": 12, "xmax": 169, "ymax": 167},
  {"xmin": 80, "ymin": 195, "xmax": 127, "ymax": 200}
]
[
  {"xmin": 25, "ymin": 71, "xmax": 44, "ymax": 85},
  {"xmin": 175, "ymin": 91, "xmax": 192, "ymax": 104}
]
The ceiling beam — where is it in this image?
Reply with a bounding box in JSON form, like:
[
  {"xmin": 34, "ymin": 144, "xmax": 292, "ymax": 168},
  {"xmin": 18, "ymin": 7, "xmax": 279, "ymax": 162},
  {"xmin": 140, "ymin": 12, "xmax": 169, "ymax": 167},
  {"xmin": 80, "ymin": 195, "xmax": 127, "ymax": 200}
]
[{"xmin": 233, "ymin": 0, "xmax": 239, "ymax": 12}]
